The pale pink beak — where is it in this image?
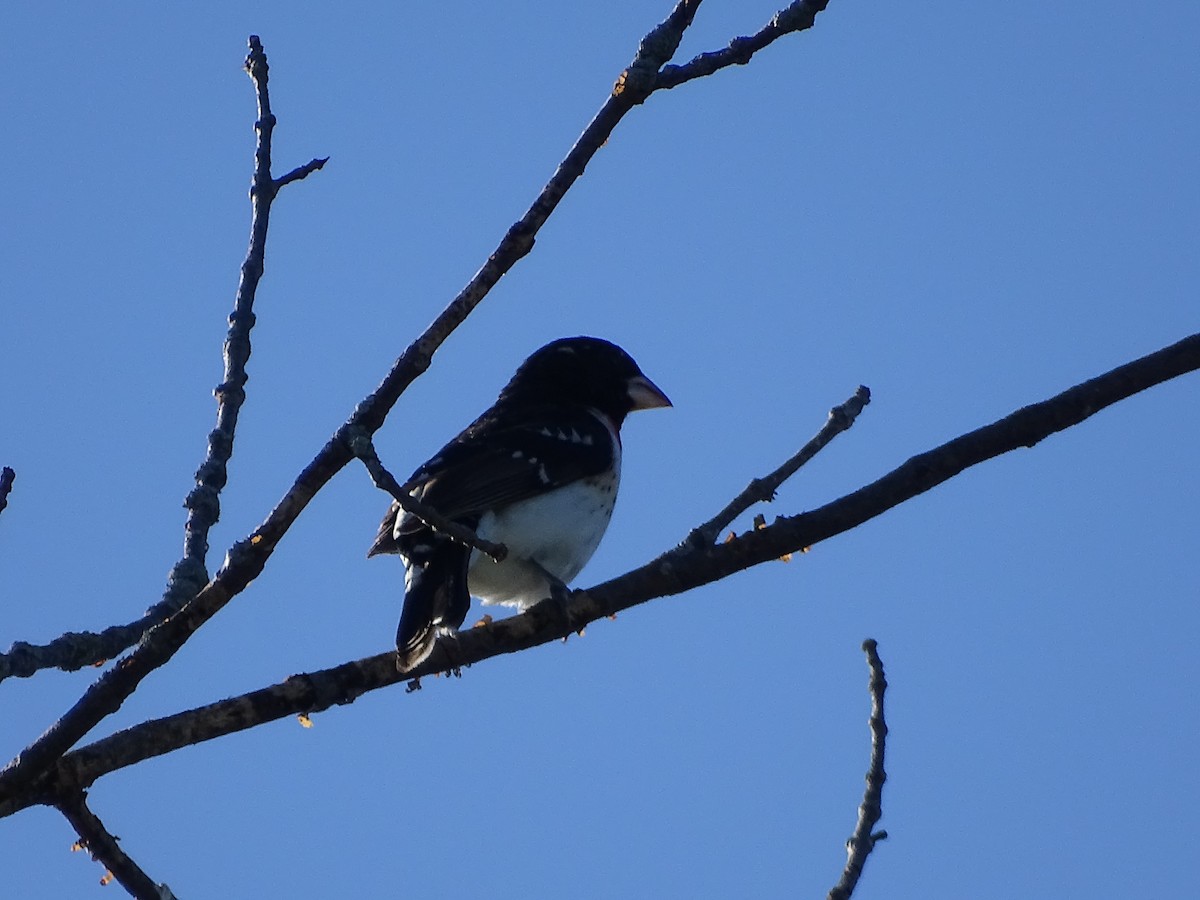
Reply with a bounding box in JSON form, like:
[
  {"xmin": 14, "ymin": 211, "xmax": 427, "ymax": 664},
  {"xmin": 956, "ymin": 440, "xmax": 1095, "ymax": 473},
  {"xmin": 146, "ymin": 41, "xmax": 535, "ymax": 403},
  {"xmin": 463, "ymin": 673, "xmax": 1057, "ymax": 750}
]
[{"xmin": 627, "ymin": 374, "xmax": 672, "ymax": 411}]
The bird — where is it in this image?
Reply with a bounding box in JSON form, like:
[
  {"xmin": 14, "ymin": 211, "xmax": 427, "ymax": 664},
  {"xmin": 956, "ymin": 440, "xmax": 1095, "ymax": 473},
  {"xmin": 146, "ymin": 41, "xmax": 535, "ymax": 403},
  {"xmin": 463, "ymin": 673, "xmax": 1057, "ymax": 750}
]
[{"xmin": 368, "ymin": 336, "xmax": 672, "ymax": 672}]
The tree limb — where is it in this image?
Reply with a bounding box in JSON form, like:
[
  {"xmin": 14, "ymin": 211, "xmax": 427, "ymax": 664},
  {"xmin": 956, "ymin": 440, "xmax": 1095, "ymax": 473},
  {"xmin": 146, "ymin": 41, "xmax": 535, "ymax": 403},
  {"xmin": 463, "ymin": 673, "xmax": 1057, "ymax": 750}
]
[{"xmin": 4, "ymin": 331, "xmax": 1194, "ymax": 817}]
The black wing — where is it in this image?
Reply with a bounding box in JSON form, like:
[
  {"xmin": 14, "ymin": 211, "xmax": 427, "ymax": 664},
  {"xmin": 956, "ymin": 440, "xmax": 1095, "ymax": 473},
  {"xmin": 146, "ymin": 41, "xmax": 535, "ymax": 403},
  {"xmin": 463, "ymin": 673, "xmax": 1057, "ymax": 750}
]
[{"xmin": 367, "ymin": 405, "xmax": 616, "ymax": 557}]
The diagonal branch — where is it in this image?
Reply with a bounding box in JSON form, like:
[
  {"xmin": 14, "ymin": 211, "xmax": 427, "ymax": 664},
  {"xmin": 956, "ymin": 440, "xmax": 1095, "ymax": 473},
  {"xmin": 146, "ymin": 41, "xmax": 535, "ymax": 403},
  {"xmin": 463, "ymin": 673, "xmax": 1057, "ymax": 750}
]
[
  {"xmin": 688, "ymin": 385, "xmax": 870, "ymax": 546},
  {"xmin": 350, "ymin": 431, "xmax": 507, "ymax": 562},
  {"xmin": 827, "ymin": 638, "xmax": 889, "ymax": 900},
  {"xmin": 57, "ymin": 790, "xmax": 174, "ymax": 900},
  {"xmin": 0, "ymin": 36, "xmax": 325, "ymax": 686},
  {"xmin": 4, "ymin": 332, "xmax": 1194, "ymax": 817}
]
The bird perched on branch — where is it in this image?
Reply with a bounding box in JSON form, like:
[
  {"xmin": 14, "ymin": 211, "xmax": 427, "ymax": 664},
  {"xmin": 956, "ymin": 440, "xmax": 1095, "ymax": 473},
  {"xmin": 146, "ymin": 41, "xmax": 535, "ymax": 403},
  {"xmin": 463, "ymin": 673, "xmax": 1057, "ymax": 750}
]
[{"xmin": 368, "ymin": 336, "xmax": 671, "ymax": 672}]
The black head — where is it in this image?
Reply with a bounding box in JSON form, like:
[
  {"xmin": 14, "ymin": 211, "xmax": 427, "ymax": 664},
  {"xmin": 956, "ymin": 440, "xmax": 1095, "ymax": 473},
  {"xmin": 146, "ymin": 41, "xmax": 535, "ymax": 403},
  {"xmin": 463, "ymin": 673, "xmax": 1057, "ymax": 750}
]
[{"xmin": 499, "ymin": 336, "xmax": 671, "ymax": 425}]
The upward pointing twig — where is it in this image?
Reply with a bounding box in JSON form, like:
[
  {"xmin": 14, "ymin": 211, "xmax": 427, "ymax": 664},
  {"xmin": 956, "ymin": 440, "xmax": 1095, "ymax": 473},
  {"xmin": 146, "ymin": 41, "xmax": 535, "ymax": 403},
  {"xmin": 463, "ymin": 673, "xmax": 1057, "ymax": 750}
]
[
  {"xmin": 0, "ymin": 38, "xmax": 327, "ymax": 686},
  {"xmin": 688, "ymin": 385, "xmax": 871, "ymax": 546},
  {"xmin": 827, "ymin": 639, "xmax": 889, "ymax": 900}
]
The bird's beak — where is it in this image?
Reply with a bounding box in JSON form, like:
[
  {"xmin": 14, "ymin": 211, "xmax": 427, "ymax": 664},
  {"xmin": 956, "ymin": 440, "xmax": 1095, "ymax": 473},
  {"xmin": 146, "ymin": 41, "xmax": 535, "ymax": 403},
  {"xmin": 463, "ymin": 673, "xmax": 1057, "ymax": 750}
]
[{"xmin": 627, "ymin": 374, "xmax": 672, "ymax": 411}]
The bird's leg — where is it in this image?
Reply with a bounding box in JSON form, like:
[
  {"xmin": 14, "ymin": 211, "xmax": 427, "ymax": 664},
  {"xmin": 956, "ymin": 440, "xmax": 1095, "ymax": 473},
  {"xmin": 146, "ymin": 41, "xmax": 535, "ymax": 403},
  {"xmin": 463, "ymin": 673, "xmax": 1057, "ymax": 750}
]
[
  {"xmin": 436, "ymin": 626, "xmax": 468, "ymax": 676},
  {"xmin": 529, "ymin": 564, "xmax": 582, "ymax": 638}
]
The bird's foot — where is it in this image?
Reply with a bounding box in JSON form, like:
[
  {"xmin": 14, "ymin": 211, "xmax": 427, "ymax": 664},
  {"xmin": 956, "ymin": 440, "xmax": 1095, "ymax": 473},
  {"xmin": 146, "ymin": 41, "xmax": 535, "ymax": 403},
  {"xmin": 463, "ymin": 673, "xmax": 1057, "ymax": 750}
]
[
  {"xmin": 438, "ymin": 630, "xmax": 468, "ymax": 675},
  {"xmin": 532, "ymin": 578, "xmax": 587, "ymax": 640}
]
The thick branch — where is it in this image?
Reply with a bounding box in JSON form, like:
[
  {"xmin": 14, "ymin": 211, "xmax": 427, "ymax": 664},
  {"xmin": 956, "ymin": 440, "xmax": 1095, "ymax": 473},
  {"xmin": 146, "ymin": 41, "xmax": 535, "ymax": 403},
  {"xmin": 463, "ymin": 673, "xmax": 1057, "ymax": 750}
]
[
  {"xmin": 4, "ymin": 332, "xmax": 1194, "ymax": 815},
  {"xmin": 827, "ymin": 639, "xmax": 888, "ymax": 900},
  {"xmin": 57, "ymin": 791, "xmax": 173, "ymax": 900}
]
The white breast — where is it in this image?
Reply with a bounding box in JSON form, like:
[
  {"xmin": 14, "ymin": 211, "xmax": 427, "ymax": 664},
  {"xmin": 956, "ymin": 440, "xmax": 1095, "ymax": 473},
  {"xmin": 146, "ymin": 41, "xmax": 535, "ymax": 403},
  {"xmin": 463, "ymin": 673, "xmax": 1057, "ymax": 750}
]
[{"xmin": 467, "ymin": 412, "xmax": 621, "ymax": 609}]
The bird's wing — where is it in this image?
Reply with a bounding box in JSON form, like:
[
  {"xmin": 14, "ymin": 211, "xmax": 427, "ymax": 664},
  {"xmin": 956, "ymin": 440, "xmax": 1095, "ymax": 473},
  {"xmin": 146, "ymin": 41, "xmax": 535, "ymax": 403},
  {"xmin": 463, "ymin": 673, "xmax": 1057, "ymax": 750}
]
[{"xmin": 366, "ymin": 406, "xmax": 615, "ymax": 556}]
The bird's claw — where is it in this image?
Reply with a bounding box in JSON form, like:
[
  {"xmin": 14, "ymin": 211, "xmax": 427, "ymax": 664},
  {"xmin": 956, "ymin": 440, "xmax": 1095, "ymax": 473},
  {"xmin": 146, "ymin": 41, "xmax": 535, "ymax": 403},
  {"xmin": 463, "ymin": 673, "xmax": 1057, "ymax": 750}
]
[{"xmin": 532, "ymin": 579, "xmax": 584, "ymax": 638}]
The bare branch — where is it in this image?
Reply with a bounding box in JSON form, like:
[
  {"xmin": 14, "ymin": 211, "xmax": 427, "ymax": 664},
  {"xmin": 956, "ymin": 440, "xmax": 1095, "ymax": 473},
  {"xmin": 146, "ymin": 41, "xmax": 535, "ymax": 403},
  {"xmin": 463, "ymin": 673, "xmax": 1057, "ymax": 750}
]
[
  {"xmin": 828, "ymin": 639, "xmax": 889, "ymax": 900},
  {"xmin": 688, "ymin": 385, "xmax": 870, "ymax": 546},
  {"xmin": 1, "ymin": 624, "xmax": 158, "ymax": 684},
  {"xmin": 173, "ymin": 32, "xmax": 304, "ymax": 595},
  {"xmin": 0, "ymin": 466, "xmax": 13, "ymax": 516},
  {"xmin": 274, "ymin": 156, "xmax": 329, "ymax": 188},
  {"xmin": 350, "ymin": 430, "xmax": 507, "ymax": 562},
  {"xmin": 57, "ymin": 791, "xmax": 174, "ymax": 900},
  {"xmin": 4, "ymin": 333, "xmax": 1194, "ymax": 816},
  {"xmin": 657, "ymin": 0, "xmax": 832, "ymax": 91},
  {"xmin": 0, "ymin": 36, "xmax": 327, "ymax": 687}
]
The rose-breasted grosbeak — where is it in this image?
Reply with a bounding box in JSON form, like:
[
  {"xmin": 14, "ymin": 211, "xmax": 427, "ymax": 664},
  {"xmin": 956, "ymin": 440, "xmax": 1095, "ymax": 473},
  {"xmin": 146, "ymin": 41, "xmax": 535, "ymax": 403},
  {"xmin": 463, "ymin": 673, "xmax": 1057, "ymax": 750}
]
[{"xmin": 368, "ymin": 336, "xmax": 671, "ymax": 671}]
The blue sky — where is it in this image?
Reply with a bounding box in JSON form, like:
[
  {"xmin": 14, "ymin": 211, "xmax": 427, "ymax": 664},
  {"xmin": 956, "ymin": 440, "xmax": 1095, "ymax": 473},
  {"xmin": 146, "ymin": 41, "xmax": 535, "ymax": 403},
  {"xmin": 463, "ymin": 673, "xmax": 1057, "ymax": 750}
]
[{"xmin": 2, "ymin": 2, "xmax": 1197, "ymax": 898}]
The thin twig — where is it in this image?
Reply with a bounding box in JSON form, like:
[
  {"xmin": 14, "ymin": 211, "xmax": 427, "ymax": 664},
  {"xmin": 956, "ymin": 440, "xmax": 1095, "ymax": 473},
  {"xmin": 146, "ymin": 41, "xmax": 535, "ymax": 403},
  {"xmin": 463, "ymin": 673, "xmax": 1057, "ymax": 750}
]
[
  {"xmin": 57, "ymin": 791, "xmax": 173, "ymax": 900},
  {"xmin": 0, "ymin": 36, "xmax": 326, "ymax": 686},
  {"xmin": 4, "ymin": 332, "xmax": 1194, "ymax": 814},
  {"xmin": 657, "ymin": 0, "xmax": 831, "ymax": 90},
  {"xmin": 274, "ymin": 156, "xmax": 329, "ymax": 188},
  {"xmin": 0, "ymin": 7, "xmax": 723, "ymax": 799},
  {"xmin": 828, "ymin": 639, "xmax": 889, "ymax": 900},
  {"xmin": 349, "ymin": 431, "xmax": 507, "ymax": 562},
  {"xmin": 688, "ymin": 385, "xmax": 870, "ymax": 546},
  {"xmin": 0, "ymin": 466, "xmax": 14, "ymax": 516}
]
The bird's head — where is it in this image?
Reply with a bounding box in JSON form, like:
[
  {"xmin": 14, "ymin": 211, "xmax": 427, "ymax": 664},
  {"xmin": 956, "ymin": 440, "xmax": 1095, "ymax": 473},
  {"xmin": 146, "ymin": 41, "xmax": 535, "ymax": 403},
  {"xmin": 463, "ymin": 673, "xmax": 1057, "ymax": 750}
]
[{"xmin": 502, "ymin": 336, "xmax": 671, "ymax": 425}]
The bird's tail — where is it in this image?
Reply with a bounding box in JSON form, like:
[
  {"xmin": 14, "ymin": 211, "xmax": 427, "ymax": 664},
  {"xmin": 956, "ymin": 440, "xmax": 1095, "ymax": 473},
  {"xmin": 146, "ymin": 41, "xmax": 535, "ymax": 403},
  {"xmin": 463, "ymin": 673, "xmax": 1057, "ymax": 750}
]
[
  {"xmin": 395, "ymin": 536, "xmax": 472, "ymax": 672},
  {"xmin": 395, "ymin": 603, "xmax": 438, "ymax": 673}
]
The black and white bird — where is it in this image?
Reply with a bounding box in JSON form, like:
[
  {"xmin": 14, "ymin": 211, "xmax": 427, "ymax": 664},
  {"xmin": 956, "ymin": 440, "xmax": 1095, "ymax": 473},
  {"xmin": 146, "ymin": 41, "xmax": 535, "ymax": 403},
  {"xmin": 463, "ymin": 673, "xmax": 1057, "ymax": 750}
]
[{"xmin": 368, "ymin": 336, "xmax": 671, "ymax": 671}]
